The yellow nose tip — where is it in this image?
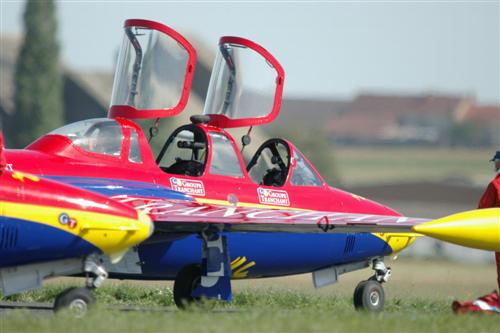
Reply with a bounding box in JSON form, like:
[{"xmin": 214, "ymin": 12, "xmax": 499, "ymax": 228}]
[{"xmin": 412, "ymin": 208, "xmax": 500, "ymax": 251}]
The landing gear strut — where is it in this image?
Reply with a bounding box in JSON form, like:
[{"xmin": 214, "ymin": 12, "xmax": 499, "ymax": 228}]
[
  {"xmin": 353, "ymin": 258, "xmax": 390, "ymax": 312},
  {"xmin": 53, "ymin": 255, "xmax": 108, "ymax": 317}
]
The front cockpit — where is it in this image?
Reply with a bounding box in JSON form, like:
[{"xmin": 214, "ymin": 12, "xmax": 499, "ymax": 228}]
[
  {"xmin": 246, "ymin": 139, "xmax": 290, "ymax": 187},
  {"xmin": 246, "ymin": 139, "xmax": 324, "ymax": 187}
]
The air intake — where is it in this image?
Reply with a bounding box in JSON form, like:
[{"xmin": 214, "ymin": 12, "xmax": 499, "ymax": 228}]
[
  {"xmin": 0, "ymin": 225, "xmax": 18, "ymax": 249},
  {"xmin": 344, "ymin": 235, "xmax": 356, "ymax": 254}
]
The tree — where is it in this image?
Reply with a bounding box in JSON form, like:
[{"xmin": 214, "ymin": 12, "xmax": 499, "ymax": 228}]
[{"xmin": 7, "ymin": 0, "xmax": 63, "ymax": 148}]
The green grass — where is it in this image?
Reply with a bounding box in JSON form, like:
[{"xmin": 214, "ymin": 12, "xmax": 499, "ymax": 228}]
[
  {"xmin": 0, "ymin": 258, "xmax": 500, "ymax": 333},
  {"xmin": 334, "ymin": 147, "xmax": 493, "ymax": 186},
  {"xmin": 1, "ymin": 259, "xmax": 498, "ymax": 333},
  {"xmin": 1, "ymin": 286, "xmax": 499, "ymax": 333}
]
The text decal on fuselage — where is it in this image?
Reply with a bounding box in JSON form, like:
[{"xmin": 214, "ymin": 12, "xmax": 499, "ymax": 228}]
[
  {"xmin": 111, "ymin": 195, "xmax": 427, "ymax": 227},
  {"xmin": 170, "ymin": 177, "xmax": 206, "ymax": 197},
  {"xmin": 257, "ymin": 187, "xmax": 290, "ymax": 206}
]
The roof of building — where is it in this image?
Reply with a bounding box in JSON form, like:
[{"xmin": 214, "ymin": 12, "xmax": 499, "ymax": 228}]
[
  {"xmin": 458, "ymin": 105, "xmax": 500, "ymax": 125},
  {"xmin": 348, "ymin": 93, "xmax": 469, "ymax": 116},
  {"xmin": 326, "ymin": 93, "xmax": 474, "ymax": 141}
]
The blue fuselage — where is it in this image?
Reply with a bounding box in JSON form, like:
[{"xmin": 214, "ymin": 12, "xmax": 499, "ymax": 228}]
[
  {"xmin": 0, "ymin": 216, "xmax": 98, "ymax": 268},
  {"xmin": 133, "ymin": 232, "xmax": 391, "ymax": 279}
]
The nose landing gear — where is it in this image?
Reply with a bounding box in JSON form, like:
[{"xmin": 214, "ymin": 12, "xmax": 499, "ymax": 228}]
[
  {"xmin": 53, "ymin": 287, "xmax": 96, "ymax": 318},
  {"xmin": 353, "ymin": 258, "xmax": 390, "ymax": 312},
  {"xmin": 53, "ymin": 255, "xmax": 108, "ymax": 317}
]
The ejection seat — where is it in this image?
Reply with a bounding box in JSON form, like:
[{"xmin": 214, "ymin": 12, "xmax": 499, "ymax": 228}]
[
  {"xmin": 246, "ymin": 139, "xmax": 290, "ymax": 187},
  {"xmin": 156, "ymin": 124, "xmax": 208, "ymax": 177}
]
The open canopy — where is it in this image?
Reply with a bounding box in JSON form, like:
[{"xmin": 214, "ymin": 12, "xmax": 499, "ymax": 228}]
[
  {"xmin": 203, "ymin": 36, "xmax": 285, "ymax": 128},
  {"xmin": 108, "ymin": 19, "xmax": 196, "ymax": 119}
]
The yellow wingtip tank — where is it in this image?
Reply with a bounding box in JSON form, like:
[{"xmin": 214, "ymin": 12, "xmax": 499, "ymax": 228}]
[{"xmin": 412, "ymin": 208, "xmax": 500, "ymax": 251}]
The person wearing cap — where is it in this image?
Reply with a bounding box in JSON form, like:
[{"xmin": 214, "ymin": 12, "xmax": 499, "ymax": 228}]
[
  {"xmin": 478, "ymin": 151, "xmax": 500, "ymax": 209},
  {"xmin": 453, "ymin": 151, "xmax": 500, "ymax": 314}
]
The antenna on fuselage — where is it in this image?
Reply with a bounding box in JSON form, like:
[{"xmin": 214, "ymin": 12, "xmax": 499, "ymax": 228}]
[
  {"xmin": 241, "ymin": 126, "xmax": 253, "ymax": 153},
  {"xmin": 148, "ymin": 118, "xmax": 161, "ymax": 143}
]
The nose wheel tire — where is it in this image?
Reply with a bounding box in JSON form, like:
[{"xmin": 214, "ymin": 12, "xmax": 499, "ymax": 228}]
[
  {"xmin": 173, "ymin": 264, "xmax": 202, "ymax": 309},
  {"xmin": 353, "ymin": 280, "xmax": 385, "ymax": 312},
  {"xmin": 53, "ymin": 287, "xmax": 95, "ymax": 318}
]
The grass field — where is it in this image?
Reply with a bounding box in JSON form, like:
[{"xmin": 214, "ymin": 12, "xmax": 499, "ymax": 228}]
[
  {"xmin": 1, "ymin": 259, "xmax": 498, "ymax": 333},
  {"xmin": 333, "ymin": 147, "xmax": 493, "ymax": 186}
]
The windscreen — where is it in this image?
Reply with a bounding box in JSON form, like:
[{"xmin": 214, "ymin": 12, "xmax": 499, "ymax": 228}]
[
  {"xmin": 110, "ymin": 25, "xmax": 190, "ymax": 112},
  {"xmin": 290, "ymin": 149, "xmax": 323, "ymax": 186},
  {"xmin": 203, "ymin": 39, "xmax": 283, "ymax": 127},
  {"xmin": 209, "ymin": 132, "xmax": 243, "ymax": 177},
  {"xmin": 50, "ymin": 119, "xmax": 123, "ymax": 157}
]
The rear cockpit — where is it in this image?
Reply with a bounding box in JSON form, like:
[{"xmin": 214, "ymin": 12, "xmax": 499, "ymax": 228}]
[{"xmin": 156, "ymin": 125, "xmax": 208, "ymax": 177}]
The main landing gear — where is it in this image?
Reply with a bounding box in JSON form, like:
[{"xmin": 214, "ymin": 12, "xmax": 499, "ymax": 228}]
[
  {"xmin": 353, "ymin": 258, "xmax": 391, "ymax": 312},
  {"xmin": 173, "ymin": 264, "xmax": 202, "ymax": 308},
  {"xmin": 53, "ymin": 256, "xmax": 108, "ymax": 318},
  {"xmin": 173, "ymin": 229, "xmax": 232, "ymax": 309},
  {"xmin": 172, "ymin": 230, "xmax": 392, "ymax": 313}
]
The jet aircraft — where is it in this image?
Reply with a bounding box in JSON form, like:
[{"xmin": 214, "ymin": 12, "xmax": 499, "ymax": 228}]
[{"xmin": 4, "ymin": 19, "xmax": 499, "ymax": 312}]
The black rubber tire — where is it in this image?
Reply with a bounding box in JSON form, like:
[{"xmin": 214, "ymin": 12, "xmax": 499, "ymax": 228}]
[
  {"xmin": 173, "ymin": 264, "xmax": 201, "ymax": 309},
  {"xmin": 54, "ymin": 287, "xmax": 95, "ymax": 317},
  {"xmin": 353, "ymin": 280, "xmax": 385, "ymax": 312}
]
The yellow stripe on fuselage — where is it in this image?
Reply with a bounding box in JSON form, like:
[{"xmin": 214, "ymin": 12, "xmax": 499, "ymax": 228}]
[
  {"xmin": 195, "ymin": 198, "xmax": 417, "ymax": 254},
  {"xmin": 0, "ymin": 200, "xmax": 150, "ymax": 256},
  {"xmin": 196, "ymin": 198, "xmax": 309, "ymax": 211}
]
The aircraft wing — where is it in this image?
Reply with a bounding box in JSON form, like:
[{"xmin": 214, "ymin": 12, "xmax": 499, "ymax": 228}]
[
  {"xmin": 112, "ymin": 196, "xmax": 500, "ymax": 251},
  {"xmin": 112, "ymin": 196, "xmax": 428, "ymax": 233}
]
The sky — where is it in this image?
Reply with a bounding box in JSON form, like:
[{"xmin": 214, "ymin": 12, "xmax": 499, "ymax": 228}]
[{"xmin": 1, "ymin": 1, "xmax": 499, "ymax": 104}]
